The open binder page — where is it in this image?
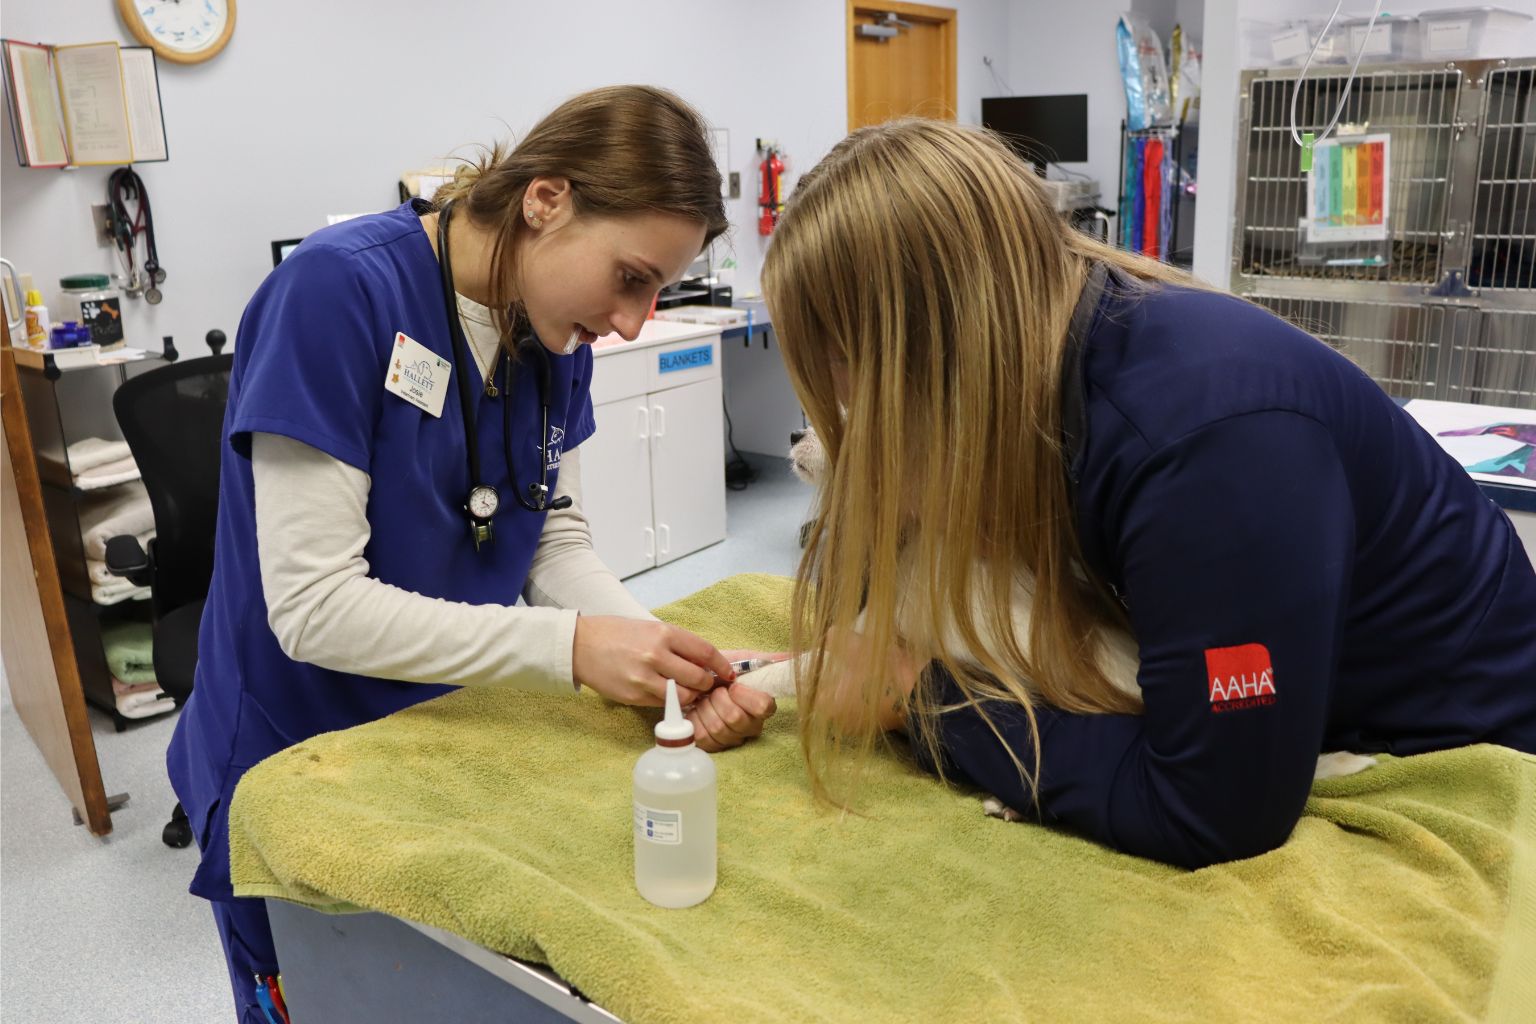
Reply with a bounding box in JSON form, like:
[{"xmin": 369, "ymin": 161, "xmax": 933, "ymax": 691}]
[
  {"xmin": 3, "ymin": 41, "xmax": 67, "ymax": 167},
  {"xmin": 120, "ymin": 47, "xmax": 166, "ymax": 162},
  {"xmin": 53, "ymin": 41, "xmax": 132, "ymax": 165}
]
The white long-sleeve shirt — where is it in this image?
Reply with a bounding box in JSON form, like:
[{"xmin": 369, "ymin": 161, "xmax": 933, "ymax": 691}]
[{"xmin": 251, "ymin": 293, "xmax": 654, "ymax": 693}]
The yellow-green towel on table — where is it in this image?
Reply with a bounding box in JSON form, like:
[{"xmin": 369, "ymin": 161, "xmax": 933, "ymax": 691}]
[{"xmin": 230, "ymin": 573, "xmax": 1536, "ymax": 1023}]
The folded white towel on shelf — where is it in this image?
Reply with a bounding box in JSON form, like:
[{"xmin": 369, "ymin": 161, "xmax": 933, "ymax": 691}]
[
  {"xmin": 88, "ymin": 558, "xmax": 114, "ymax": 586},
  {"xmin": 91, "ymin": 577, "xmax": 151, "ymax": 606},
  {"xmin": 75, "ymin": 455, "xmax": 142, "ymax": 491},
  {"xmin": 77, "ymin": 482, "xmax": 154, "ymax": 560},
  {"xmin": 115, "ymin": 689, "xmax": 175, "ymax": 719},
  {"xmin": 66, "ymin": 437, "xmax": 133, "ymax": 474}
]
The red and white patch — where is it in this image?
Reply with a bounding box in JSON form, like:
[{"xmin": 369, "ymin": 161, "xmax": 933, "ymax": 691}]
[{"xmin": 1205, "ymin": 643, "xmax": 1276, "ymax": 713}]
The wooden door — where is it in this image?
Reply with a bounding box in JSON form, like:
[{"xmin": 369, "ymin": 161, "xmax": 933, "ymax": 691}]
[
  {"xmin": 847, "ymin": 1, "xmax": 957, "ymax": 131},
  {"xmin": 1, "ymin": 346, "xmax": 112, "ymax": 835}
]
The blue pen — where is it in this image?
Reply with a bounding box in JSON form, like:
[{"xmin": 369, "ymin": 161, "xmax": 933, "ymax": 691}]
[{"xmin": 254, "ymin": 978, "xmax": 281, "ymax": 1024}]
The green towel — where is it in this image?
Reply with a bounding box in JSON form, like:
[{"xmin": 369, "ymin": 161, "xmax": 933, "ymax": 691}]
[
  {"xmin": 230, "ymin": 573, "xmax": 1536, "ymax": 1023},
  {"xmin": 100, "ymin": 620, "xmax": 155, "ymax": 684}
]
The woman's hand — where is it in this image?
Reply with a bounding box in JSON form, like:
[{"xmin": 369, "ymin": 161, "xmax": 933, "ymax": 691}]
[
  {"xmin": 571, "ymin": 616, "xmax": 734, "ymax": 707},
  {"xmin": 686, "ymin": 682, "xmax": 778, "ymax": 752}
]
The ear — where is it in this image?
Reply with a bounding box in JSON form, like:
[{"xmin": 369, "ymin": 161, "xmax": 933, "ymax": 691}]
[{"xmin": 522, "ymin": 176, "xmax": 572, "ymax": 228}]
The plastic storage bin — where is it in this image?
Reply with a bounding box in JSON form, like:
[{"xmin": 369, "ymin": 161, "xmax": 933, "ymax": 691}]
[
  {"xmin": 1300, "ymin": 18, "xmax": 1349, "ymax": 65},
  {"xmin": 1242, "ymin": 19, "xmax": 1331, "ymax": 67},
  {"xmin": 1336, "ymin": 14, "xmax": 1421, "ymax": 63},
  {"xmin": 1419, "ymin": 7, "xmax": 1534, "ymax": 59},
  {"xmin": 1241, "ymin": 19, "xmax": 1284, "ymax": 67}
]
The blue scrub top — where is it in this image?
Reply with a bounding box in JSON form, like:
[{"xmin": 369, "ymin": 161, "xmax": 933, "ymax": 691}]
[{"xmin": 169, "ymin": 201, "xmax": 596, "ymax": 900}]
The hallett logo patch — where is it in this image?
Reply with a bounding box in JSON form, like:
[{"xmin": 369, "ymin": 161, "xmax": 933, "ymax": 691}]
[{"xmin": 1205, "ymin": 643, "xmax": 1276, "ymax": 714}]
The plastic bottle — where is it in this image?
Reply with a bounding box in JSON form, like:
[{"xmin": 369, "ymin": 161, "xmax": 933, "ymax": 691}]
[
  {"xmin": 23, "ymin": 289, "xmax": 49, "ymax": 350},
  {"xmin": 633, "ymin": 679, "xmax": 717, "ymax": 908}
]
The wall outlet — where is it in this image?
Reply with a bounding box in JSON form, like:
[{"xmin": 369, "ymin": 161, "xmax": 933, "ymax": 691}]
[
  {"xmin": 91, "ymin": 204, "xmax": 116, "ymax": 247},
  {"xmin": 728, "ymin": 172, "xmax": 741, "ymax": 200}
]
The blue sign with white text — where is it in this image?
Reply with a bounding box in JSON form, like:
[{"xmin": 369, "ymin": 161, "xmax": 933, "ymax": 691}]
[{"xmin": 657, "ymin": 344, "xmax": 714, "ymax": 374}]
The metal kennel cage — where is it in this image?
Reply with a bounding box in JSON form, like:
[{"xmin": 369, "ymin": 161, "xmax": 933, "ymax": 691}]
[{"xmin": 1234, "ymin": 58, "xmax": 1536, "ymax": 409}]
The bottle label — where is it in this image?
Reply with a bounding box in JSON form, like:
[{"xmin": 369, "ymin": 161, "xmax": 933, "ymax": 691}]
[{"xmin": 634, "ymin": 802, "xmax": 682, "ymax": 845}]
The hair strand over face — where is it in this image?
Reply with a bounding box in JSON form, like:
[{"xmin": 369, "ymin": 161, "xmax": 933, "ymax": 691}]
[{"xmin": 763, "ymin": 118, "xmax": 1193, "ymax": 811}]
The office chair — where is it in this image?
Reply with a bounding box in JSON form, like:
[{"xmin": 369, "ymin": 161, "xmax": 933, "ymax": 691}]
[{"xmin": 106, "ymin": 331, "xmax": 229, "ymax": 848}]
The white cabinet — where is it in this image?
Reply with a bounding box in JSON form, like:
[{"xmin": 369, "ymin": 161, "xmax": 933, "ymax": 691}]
[
  {"xmin": 648, "ymin": 377, "xmax": 725, "ymax": 565},
  {"xmin": 581, "ymin": 398, "xmax": 655, "ymax": 579},
  {"xmin": 581, "ymin": 326, "xmax": 726, "ymax": 579}
]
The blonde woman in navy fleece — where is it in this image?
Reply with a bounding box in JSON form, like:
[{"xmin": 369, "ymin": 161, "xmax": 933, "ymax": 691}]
[
  {"xmin": 170, "ymin": 87, "xmax": 777, "ymax": 1023},
  {"xmin": 761, "ymin": 119, "xmax": 1536, "ymax": 869}
]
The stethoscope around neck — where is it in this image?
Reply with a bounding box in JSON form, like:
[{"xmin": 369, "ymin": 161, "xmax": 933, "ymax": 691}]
[{"xmin": 436, "ymin": 200, "xmax": 570, "ymax": 551}]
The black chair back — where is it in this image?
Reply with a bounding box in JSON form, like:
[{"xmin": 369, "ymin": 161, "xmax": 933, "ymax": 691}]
[{"xmin": 112, "ymin": 354, "xmax": 232, "ymax": 619}]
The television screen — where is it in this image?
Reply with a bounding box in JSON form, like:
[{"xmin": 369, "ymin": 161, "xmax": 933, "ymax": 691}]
[{"xmin": 981, "ymin": 95, "xmax": 1089, "ymax": 172}]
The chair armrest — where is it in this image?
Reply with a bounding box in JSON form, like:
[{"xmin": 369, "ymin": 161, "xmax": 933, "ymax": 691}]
[{"xmin": 104, "ymin": 534, "xmax": 152, "ymax": 587}]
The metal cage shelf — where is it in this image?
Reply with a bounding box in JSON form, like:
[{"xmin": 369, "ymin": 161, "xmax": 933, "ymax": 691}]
[
  {"xmin": 1236, "ymin": 58, "xmax": 1536, "ymax": 409},
  {"xmin": 1238, "ymin": 68, "xmax": 1461, "ymax": 285}
]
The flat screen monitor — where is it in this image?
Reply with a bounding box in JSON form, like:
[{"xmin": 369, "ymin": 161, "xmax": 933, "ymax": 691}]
[
  {"xmin": 981, "ymin": 94, "xmax": 1089, "ymax": 174},
  {"xmin": 271, "ymin": 238, "xmax": 303, "ymax": 268}
]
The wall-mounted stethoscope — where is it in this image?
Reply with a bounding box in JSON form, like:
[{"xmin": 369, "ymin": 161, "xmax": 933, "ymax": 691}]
[
  {"xmin": 108, "ymin": 167, "xmax": 166, "ymax": 303},
  {"xmin": 435, "ymin": 200, "xmax": 571, "ymax": 551}
]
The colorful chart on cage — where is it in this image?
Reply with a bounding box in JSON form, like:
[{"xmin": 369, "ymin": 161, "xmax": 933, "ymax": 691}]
[{"xmin": 1305, "ymin": 134, "xmax": 1391, "ymax": 244}]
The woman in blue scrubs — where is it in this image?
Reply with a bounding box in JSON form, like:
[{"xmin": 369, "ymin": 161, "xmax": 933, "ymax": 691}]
[
  {"xmin": 170, "ymin": 86, "xmax": 775, "ymax": 1022},
  {"xmin": 762, "ymin": 118, "xmax": 1536, "ymax": 871}
]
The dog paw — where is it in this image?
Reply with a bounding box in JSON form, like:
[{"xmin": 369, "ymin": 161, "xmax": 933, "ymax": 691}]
[
  {"xmin": 1313, "ymin": 751, "xmax": 1377, "ymax": 780},
  {"xmin": 740, "ymin": 659, "xmax": 798, "ymax": 699},
  {"xmin": 982, "ymin": 796, "xmax": 1026, "ymax": 822}
]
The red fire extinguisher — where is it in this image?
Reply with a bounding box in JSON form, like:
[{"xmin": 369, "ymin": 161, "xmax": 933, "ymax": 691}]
[{"xmin": 757, "ymin": 141, "xmax": 784, "ymax": 236}]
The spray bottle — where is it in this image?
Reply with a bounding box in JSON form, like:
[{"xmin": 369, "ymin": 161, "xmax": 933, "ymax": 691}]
[{"xmin": 633, "ymin": 679, "xmax": 716, "ymax": 908}]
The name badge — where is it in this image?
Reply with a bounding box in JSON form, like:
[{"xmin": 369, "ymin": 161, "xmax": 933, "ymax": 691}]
[{"xmin": 384, "ymin": 332, "xmax": 450, "ymax": 418}]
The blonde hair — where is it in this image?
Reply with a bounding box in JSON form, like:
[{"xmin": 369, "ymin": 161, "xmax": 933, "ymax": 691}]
[
  {"xmin": 762, "ymin": 118, "xmax": 1193, "ymax": 809},
  {"xmin": 434, "ymin": 85, "xmax": 729, "ymax": 344}
]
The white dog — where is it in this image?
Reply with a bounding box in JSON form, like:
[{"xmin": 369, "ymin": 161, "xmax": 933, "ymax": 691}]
[{"xmin": 744, "ymin": 428, "xmax": 1374, "ymax": 821}]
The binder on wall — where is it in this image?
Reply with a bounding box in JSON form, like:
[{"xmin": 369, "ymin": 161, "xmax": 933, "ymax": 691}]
[{"xmin": 1, "ymin": 39, "xmax": 167, "ymax": 168}]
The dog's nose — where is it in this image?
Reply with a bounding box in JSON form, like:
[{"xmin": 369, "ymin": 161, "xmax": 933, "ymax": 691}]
[{"xmin": 789, "ymin": 429, "xmax": 806, "ymax": 445}]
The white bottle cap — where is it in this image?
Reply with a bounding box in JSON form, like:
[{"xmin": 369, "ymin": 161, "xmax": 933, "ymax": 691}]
[{"xmin": 654, "ymin": 679, "xmax": 695, "ymax": 746}]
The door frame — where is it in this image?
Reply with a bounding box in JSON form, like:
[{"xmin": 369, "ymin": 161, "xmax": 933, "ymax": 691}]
[{"xmin": 846, "ymin": 0, "xmax": 958, "ymax": 131}]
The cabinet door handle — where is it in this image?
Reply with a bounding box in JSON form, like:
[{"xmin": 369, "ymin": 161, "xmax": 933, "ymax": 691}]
[
  {"xmin": 643, "ymin": 526, "xmax": 655, "ymax": 560},
  {"xmin": 651, "ymin": 403, "xmax": 665, "ymax": 439},
  {"xmin": 658, "ymin": 523, "xmax": 671, "ymax": 556},
  {"xmin": 637, "ymin": 405, "xmax": 650, "ymax": 439}
]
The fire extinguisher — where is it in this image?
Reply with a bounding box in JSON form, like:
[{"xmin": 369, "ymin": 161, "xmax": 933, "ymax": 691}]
[{"xmin": 757, "ymin": 140, "xmax": 784, "ymax": 236}]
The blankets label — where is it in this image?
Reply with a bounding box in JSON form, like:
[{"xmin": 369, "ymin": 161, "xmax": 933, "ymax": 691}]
[
  {"xmin": 1205, "ymin": 643, "xmax": 1277, "ymax": 713},
  {"xmin": 634, "ymin": 803, "xmax": 682, "ymax": 845}
]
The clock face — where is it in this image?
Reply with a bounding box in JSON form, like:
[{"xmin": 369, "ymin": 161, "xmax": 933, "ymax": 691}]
[
  {"xmin": 132, "ymin": 0, "xmax": 230, "ymax": 55},
  {"xmin": 467, "ymin": 486, "xmax": 499, "ymax": 520}
]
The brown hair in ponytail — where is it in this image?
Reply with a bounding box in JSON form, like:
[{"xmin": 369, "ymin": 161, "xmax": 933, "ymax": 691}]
[{"xmin": 434, "ymin": 85, "xmax": 728, "ymax": 343}]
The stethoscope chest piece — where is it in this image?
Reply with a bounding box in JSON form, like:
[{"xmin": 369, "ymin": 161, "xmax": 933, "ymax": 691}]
[
  {"xmin": 466, "ymin": 483, "xmax": 499, "ymax": 549},
  {"xmin": 436, "ymin": 200, "xmax": 571, "ymax": 553}
]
